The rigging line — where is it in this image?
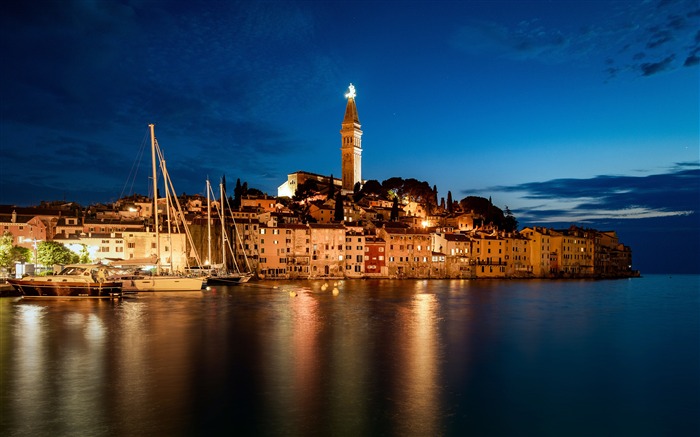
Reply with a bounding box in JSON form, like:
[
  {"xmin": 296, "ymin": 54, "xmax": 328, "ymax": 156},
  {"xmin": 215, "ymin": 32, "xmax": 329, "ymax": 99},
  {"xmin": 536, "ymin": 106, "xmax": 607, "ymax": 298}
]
[
  {"xmin": 223, "ymin": 190, "xmax": 251, "ymax": 273},
  {"xmin": 156, "ymin": 138, "xmax": 204, "ymax": 270},
  {"xmin": 119, "ymin": 130, "xmax": 150, "ymax": 200}
]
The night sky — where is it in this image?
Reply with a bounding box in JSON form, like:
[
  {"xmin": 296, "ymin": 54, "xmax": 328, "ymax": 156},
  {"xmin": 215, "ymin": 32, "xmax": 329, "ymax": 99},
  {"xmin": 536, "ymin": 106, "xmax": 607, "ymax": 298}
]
[{"xmin": 1, "ymin": 0, "xmax": 698, "ymax": 273}]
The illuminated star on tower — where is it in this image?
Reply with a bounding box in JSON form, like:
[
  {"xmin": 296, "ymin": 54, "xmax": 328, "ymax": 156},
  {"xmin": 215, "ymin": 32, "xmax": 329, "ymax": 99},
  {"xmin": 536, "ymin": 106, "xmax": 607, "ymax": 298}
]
[{"xmin": 345, "ymin": 83, "xmax": 356, "ymax": 99}]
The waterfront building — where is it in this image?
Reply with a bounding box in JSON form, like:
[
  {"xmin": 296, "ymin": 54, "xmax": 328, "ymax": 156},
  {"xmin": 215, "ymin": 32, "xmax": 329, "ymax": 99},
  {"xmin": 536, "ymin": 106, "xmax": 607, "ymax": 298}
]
[
  {"xmin": 230, "ymin": 218, "xmax": 260, "ymax": 273},
  {"xmin": 364, "ymin": 236, "xmax": 387, "ymax": 276},
  {"xmin": 308, "ymin": 223, "xmax": 346, "ymax": 278},
  {"xmin": 521, "ymin": 226, "xmax": 553, "ymax": 277},
  {"xmin": 378, "ymin": 225, "xmax": 432, "ymax": 278},
  {"xmin": 53, "ymin": 229, "xmax": 191, "ymax": 272},
  {"xmin": 432, "ymin": 232, "xmax": 472, "ymax": 278},
  {"xmin": 471, "ymin": 232, "xmax": 507, "ymax": 278},
  {"xmin": 595, "ymin": 230, "xmax": 633, "ymax": 276},
  {"xmin": 344, "ymin": 230, "xmax": 365, "ymax": 278},
  {"xmin": 283, "ymin": 223, "xmax": 312, "ymax": 279},
  {"xmin": 505, "ymin": 232, "xmax": 530, "ymax": 277},
  {"xmin": 551, "ymin": 226, "xmax": 595, "ymax": 276},
  {"xmin": 258, "ymin": 224, "xmax": 288, "ymax": 278}
]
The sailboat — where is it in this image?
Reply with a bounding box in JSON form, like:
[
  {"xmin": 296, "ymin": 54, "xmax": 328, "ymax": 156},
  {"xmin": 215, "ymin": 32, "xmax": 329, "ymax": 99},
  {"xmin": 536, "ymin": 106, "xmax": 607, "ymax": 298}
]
[
  {"xmin": 204, "ymin": 178, "xmax": 253, "ymax": 286},
  {"xmin": 108, "ymin": 124, "xmax": 205, "ymax": 292}
]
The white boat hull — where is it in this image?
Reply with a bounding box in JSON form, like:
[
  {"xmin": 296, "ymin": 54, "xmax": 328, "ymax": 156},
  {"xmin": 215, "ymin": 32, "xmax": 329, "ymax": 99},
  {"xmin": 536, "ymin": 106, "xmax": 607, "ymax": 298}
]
[{"xmin": 119, "ymin": 276, "xmax": 205, "ymax": 292}]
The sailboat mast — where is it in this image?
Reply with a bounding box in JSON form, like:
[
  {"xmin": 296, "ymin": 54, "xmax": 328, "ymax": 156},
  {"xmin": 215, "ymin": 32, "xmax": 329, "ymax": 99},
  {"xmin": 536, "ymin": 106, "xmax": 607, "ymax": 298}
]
[
  {"xmin": 206, "ymin": 179, "xmax": 212, "ymax": 267},
  {"xmin": 220, "ymin": 180, "xmax": 226, "ymax": 272},
  {"xmin": 150, "ymin": 123, "xmax": 161, "ymax": 275}
]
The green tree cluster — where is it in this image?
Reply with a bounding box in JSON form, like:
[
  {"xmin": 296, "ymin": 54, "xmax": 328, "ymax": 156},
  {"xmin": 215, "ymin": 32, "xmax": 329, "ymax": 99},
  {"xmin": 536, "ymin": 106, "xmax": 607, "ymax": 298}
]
[
  {"xmin": 37, "ymin": 241, "xmax": 79, "ymax": 266},
  {"xmin": 0, "ymin": 232, "xmax": 31, "ymax": 274}
]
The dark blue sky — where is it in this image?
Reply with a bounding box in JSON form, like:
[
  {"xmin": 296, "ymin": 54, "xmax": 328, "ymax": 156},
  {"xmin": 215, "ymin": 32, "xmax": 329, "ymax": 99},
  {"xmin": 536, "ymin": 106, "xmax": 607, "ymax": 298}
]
[{"xmin": 1, "ymin": 0, "xmax": 698, "ymax": 273}]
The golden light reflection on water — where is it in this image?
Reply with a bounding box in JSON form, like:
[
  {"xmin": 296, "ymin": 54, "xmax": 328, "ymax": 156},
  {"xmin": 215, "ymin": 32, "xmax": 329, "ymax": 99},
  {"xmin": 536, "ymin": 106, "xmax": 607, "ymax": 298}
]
[
  {"xmin": 395, "ymin": 292, "xmax": 441, "ymax": 437},
  {"xmin": 11, "ymin": 304, "xmax": 49, "ymax": 432},
  {"xmin": 113, "ymin": 300, "xmax": 151, "ymax": 435},
  {"xmin": 261, "ymin": 286, "xmax": 323, "ymax": 435}
]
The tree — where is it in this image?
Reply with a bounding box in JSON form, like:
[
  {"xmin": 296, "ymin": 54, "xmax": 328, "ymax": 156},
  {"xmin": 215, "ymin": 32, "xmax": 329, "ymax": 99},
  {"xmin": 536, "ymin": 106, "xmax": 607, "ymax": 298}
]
[
  {"xmin": 334, "ymin": 193, "xmax": 344, "ymax": 222},
  {"xmin": 247, "ymin": 187, "xmax": 264, "ymax": 197},
  {"xmin": 459, "ymin": 196, "xmax": 506, "ymax": 228},
  {"xmin": 293, "ymin": 179, "xmax": 319, "ymax": 202},
  {"xmin": 233, "ymin": 178, "xmax": 242, "ymax": 208},
  {"xmin": 390, "ymin": 196, "xmax": 399, "ymax": 221},
  {"xmin": 382, "ymin": 177, "xmax": 404, "ymax": 199},
  {"xmin": 0, "ymin": 232, "xmax": 31, "ymax": 273},
  {"xmin": 77, "ymin": 244, "xmax": 91, "ymax": 264},
  {"xmin": 36, "ymin": 241, "xmax": 78, "ymax": 266},
  {"xmin": 327, "ymin": 174, "xmax": 336, "ymax": 200},
  {"xmin": 360, "ymin": 179, "xmax": 384, "ymax": 198},
  {"xmin": 353, "ymin": 182, "xmax": 362, "ymax": 202},
  {"xmin": 503, "ymin": 206, "xmax": 519, "ymax": 233}
]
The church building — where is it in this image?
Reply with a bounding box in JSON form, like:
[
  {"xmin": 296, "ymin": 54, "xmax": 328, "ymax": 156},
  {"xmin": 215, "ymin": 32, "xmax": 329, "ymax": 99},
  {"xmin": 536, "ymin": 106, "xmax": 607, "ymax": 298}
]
[
  {"xmin": 340, "ymin": 83, "xmax": 363, "ymax": 192},
  {"xmin": 278, "ymin": 84, "xmax": 364, "ymax": 197}
]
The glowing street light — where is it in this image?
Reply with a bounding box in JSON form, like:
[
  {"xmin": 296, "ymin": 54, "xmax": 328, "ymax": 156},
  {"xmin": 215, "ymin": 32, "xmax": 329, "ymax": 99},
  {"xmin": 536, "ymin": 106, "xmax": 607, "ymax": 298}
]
[{"xmin": 28, "ymin": 238, "xmax": 42, "ymax": 266}]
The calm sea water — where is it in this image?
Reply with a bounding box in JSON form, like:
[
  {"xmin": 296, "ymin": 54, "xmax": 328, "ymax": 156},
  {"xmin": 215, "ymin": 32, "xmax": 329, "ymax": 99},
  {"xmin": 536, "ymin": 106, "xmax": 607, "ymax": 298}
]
[{"xmin": 1, "ymin": 275, "xmax": 698, "ymax": 437}]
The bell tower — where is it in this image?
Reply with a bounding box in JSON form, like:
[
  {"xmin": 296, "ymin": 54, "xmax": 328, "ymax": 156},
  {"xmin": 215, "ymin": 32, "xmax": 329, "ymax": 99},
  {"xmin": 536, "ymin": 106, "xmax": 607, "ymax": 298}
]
[{"xmin": 340, "ymin": 83, "xmax": 363, "ymax": 192}]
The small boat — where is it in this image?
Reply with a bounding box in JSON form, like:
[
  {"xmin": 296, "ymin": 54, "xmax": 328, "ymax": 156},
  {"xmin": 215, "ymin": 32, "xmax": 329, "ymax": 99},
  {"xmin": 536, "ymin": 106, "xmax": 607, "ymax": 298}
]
[{"xmin": 7, "ymin": 264, "xmax": 123, "ymax": 299}]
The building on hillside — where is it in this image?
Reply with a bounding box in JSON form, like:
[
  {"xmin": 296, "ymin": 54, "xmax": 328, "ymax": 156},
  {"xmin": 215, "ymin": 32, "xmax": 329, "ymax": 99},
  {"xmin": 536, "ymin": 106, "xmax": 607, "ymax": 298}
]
[
  {"xmin": 308, "ymin": 202, "xmax": 336, "ymax": 224},
  {"xmin": 444, "ymin": 212, "xmax": 479, "ymax": 232},
  {"xmin": 258, "ymin": 211, "xmax": 300, "ymax": 227},
  {"xmin": 55, "ymin": 216, "xmax": 84, "ymax": 237},
  {"xmin": 241, "ymin": 195, "xmax": 278, "ymax": 212},
  {"xmin": 0, "ymin": 211, "xmax": 48, "ymax": 251},
  {"xmin": 82, "ymin": 218, "xmax": 146, "ymax": 235},
  {"xmin": 0, "ymin": 205, "xmax": 66, "ymax": 239},
  {"xmin": 278, "ymin": 171, "xmax": 341, "ymax": 198}
]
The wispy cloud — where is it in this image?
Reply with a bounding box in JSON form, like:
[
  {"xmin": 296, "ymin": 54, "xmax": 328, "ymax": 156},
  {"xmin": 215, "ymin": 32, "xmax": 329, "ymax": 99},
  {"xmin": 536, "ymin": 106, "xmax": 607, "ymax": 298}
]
[
  {"xmin": 473, "ymin": 162, "xmax": 700, "ymax": 223},
  {"xmin": 452, "ymin": 0, "xmax": 699, "ymax": 78}
]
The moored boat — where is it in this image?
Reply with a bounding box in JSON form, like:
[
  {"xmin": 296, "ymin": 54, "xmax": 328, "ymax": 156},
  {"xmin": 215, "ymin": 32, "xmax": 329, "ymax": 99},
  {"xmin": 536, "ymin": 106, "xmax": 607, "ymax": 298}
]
[
  {"xmin": 108, "ymin": 268, "xmax": 205, "ymax": 292},
  {"xmin": 205, "ymin": 271, "xmax": 253, "ymax": 286},
  {"xmin": 7, "ymin": 264, "xmax": 123, "ymax": 299},
  {"xmin": 203, "ymin": 178, "xmax": 254, "ymax": 287}
]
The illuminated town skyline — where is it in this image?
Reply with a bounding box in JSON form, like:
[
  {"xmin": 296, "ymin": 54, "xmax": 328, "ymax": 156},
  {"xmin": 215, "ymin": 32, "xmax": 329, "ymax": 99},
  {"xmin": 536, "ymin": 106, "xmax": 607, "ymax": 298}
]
[{"xmin": 0, "ymin": 1, "xmax": 698, "ymax": 273}]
